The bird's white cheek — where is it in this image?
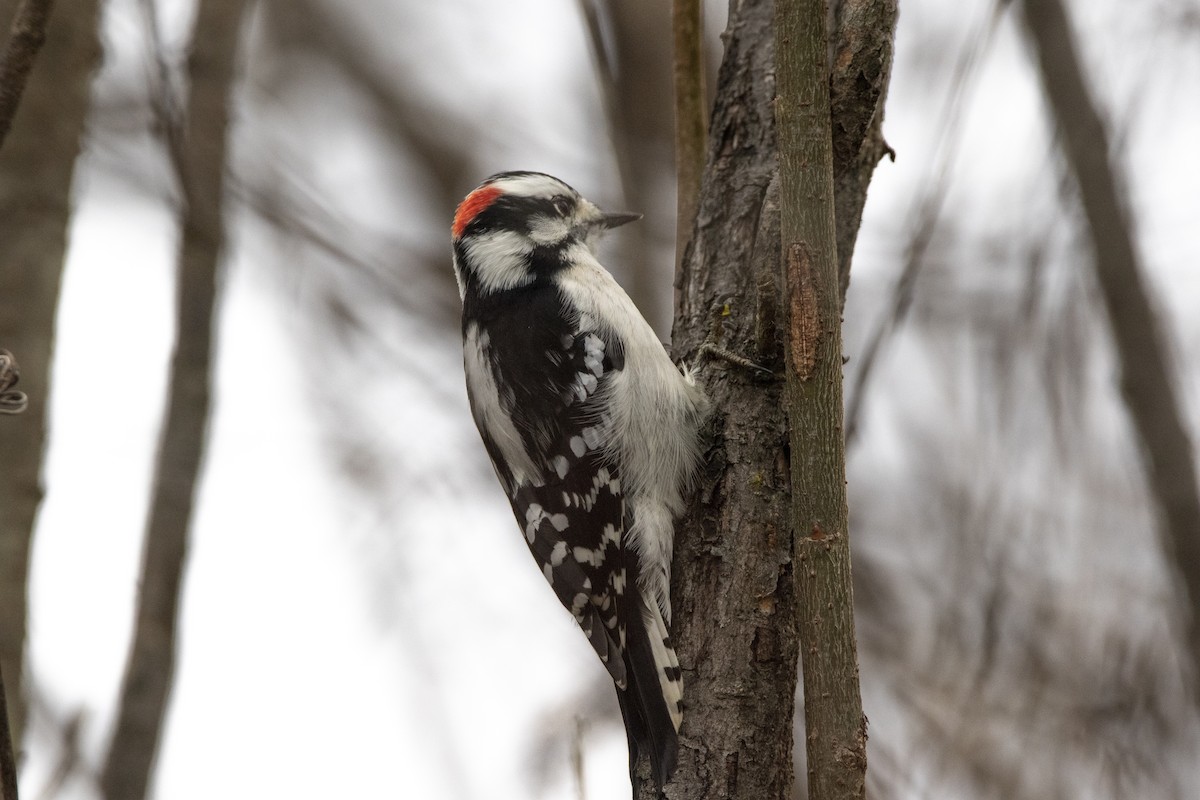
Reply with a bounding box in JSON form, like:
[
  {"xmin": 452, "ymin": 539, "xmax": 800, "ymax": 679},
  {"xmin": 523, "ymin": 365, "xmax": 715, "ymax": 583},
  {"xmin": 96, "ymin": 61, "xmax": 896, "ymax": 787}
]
[
  {"xmin": 527, "ymin": 215, "xmax": 571, "ymax": 246},
  {"xmin": 463, "ymin": 230, "xmax": 535, "ymax": 294}
]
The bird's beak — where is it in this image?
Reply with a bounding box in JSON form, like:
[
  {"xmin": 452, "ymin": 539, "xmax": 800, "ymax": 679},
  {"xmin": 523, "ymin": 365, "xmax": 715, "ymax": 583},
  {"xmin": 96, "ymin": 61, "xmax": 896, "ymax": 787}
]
[{"xmin": 597, "ymin": 211, "xmax": 642, "ymax": 230}]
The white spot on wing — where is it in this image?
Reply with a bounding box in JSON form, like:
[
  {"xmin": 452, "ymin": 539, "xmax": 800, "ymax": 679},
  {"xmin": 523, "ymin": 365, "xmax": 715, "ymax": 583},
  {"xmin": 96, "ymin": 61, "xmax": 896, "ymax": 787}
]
[
  {"xmin": 581, "ymin": 426, "xmax": 602, "ymax": 450},
  {"xmin": 553, "ymin": 244, "xmax": 709, "ymax": 627},
  {"xmin": 573, "ymin": 546, "xmax": 603, "ymax": 566},
  {"xmin": 524, "ymin": 503, "xmax": 547, "ymax": 543}
]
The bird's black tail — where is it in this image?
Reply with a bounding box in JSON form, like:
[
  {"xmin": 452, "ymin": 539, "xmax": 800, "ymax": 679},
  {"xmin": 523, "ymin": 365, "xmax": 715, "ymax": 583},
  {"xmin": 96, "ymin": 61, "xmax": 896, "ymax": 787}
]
[{"xmin": 617, "ymin": 594, "xmax": 683, "ymax": 789}]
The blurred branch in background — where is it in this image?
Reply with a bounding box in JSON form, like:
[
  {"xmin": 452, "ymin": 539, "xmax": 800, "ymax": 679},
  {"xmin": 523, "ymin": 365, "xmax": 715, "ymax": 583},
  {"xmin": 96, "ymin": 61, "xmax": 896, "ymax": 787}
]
[
  {"xmin": 262, "ymin": 0, "xmax": 475, "ymax": 218},
  {"xmin": 0, "ymin": 351, "xmax": 27, "ymax": 800},
  {"xmin": 0, "ymin": 0, "xmax": 54, "ymax": 148},
  {"xmin": 249, "ymin": 0, "xmax": 471, "ymax": 523},
  {"xmin": 26, "ymin": 691, "xmax": 84, "ymax": 800},
  {"xmin": 253, "ymin": 0, "xmax": 465, "ymax": 321},
  {"xmin": 1021, "ymin": 0, "xmax": 1200, "ymax": 695},
  {"xmin": 101, "ymin": 1, "xmax": 249, "ymax": 798},
  {"xmin": 0, "ymin": 0, "xmax": 100, "ymax": 752},
  {"xmin": 577, "ymin": 0, "xmax": 676, "ymax": 333},
  {"xmin": 1, "ymin": 667, "xmax": 16, "ymax": 800},
  {"xmin": 844, "ymin": 1, "xmax": 1004, "ymax": 447},
  {"xmin": 671, "ymin": 0, "xmax": 705, "ymax": 275}
]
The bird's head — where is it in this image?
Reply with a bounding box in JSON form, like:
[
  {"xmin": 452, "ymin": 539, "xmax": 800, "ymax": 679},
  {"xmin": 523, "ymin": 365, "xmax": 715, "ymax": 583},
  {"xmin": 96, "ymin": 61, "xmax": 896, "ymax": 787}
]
[{"xmin": 451, "ymin": 171, "xmax": 640, "ymax": 299}]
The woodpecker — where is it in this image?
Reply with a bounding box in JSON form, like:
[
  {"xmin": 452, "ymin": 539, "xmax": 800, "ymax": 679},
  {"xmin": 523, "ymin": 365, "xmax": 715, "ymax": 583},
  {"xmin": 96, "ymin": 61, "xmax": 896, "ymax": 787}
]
[{"xmin": 451, "ymin": 171, "xmax": 707, "ymax": 786}]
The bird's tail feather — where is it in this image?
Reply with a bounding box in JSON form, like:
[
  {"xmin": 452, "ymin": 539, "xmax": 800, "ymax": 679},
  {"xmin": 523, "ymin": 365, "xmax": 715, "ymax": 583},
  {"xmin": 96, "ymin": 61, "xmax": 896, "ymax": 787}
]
[{"xmin": 617, "ymin": 595, "xmax": 683, "ymax": 788}]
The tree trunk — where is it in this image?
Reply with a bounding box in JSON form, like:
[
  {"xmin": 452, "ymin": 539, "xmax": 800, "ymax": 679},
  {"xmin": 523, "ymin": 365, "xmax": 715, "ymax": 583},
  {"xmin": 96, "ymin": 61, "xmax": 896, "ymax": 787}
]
[
  {"xmin": 1020, "ymin": 0, "xmax": 1200, "ymax": 696},
  {"xmin": 645, "ymin": 0, "xmax": 893, "ymax": 797},
  {"xmin": 0, "ymin": 665, "xmax": 16, "ymax": 800},
  {"xmin": 776, "ymin": 0, "xmax": 865, "ymax": 796},
  {"xmin": 0, "ymin": 0, "xmax": 100, "ymax": 750},
  {"xmin": 661, "ymin": 8, "xmax": 797, "ymax": 794},
  {"xmin": 0, "ymin": 0, "xmax": 56, "ymax": 148},
  {"xmin": 99, "ymin": 2, "xmax": 247, "ymax": 798}
]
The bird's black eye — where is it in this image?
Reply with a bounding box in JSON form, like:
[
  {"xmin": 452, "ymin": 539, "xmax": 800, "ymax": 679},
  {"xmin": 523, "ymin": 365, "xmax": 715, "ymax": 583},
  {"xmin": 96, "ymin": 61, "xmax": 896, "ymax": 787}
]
[{"xmin": 552, "ymin": 196, "xmax": 573, "ymax": 216}]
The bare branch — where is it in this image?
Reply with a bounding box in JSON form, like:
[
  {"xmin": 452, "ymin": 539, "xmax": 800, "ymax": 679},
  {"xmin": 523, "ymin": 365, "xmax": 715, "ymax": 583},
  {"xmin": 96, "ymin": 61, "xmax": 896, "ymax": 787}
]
[
  {"xmin": 844, "ymin": 1, "xmax": 1006, "ymax": 447},
  {"xmin": 0, "ymin": 0, "xmax": 101, "ymax": 750},
  {"xmin": 0, "ymin": 664, "xmax": 17, "ymax": 800},
  {"xmin": 776, "ymin": 0, "xmax": 866, "ymax": 795},
  {"xmin": 672, "ymin": 0, "xmax": 706, "ymax": 274},
  {"xmin": 576, "ymin": 0, "xmax": 675, "ymax": 330},
  {"xmin": 101, "ymin": 1, "xmax": 249, "ymax": 797},
  {"xmin": 0, "ymin": 0, "xmax": 55, "ymax": 149},
  {"xmin": 1021, "ymin": 0, "xmax": 1200, "ymax": 697}
]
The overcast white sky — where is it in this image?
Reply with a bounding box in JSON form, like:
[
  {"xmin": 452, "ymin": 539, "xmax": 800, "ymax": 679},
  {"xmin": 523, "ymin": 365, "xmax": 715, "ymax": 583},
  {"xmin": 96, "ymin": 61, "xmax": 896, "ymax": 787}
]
[{"xmin": 16, "ymin": 0, "xmax": 1200, "ymax": 798}]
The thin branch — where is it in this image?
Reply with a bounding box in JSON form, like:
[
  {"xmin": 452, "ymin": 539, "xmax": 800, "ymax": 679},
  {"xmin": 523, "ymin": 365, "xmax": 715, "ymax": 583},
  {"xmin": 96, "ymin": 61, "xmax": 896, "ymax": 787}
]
[
  {"xmin": 101, "ymin": 1, "xmax": 248, "ymax": 797},
  {"xmin": 569, "ymin": 716, "xmax": 587, "ymax": 800},
  {"xmin": 843, "ymin": 1, "xmax": 1006, "ymax": 447},
  {"xmin": 575, "ymin": 0, "xmax": 673, "ymax": 329},
  {"xmin": 0, "ymin": 665, "xmax": 16, "ymax": 800},
  {"xmin": 575, "ymin": 0, "xmax": 638, "ymax": 213},
  {"xmin": 31, "ymin": 710, "xmax": 84, "ymax": 800},
  {"xmin": 137, "ymin": 0, "xmax": 190, "ymax": 197},
  {"xmin": 0, "ymin": 0, "xmax": 55, "ymax": 149},
  {"xmin": 776, "ymin": 0, "xmax": 866, "ymax": 795},
  {"xmin": 672, "ymin": 0, "xmax": 706, "ymax": 275}
]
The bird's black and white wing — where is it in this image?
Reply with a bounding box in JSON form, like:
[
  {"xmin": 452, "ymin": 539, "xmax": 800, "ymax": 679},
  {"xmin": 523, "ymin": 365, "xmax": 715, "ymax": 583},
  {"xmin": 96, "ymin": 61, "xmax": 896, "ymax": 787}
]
[{"xmin": 462, "ymin": 283, "xmax": 680, "ymax": 782}]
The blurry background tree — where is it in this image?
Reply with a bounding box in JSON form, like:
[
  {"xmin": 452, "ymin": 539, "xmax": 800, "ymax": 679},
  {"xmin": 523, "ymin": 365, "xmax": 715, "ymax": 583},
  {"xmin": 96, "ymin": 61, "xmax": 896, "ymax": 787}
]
[
  {"xmin": 0, "ymin": 0, "xmax": 100, "ymax": 754},
  {"xmin": 0, "ymin": 1, "xmax": 1197, "ymax": 799},
  {"xmin": 99, "ymin": 1, "xmax": 248, "ymax": 798}
]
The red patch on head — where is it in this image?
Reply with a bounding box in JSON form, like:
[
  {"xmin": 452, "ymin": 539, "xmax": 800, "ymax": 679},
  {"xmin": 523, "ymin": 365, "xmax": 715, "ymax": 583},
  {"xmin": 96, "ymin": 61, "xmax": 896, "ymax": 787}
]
[{"xmin": 452, "ymin": 185, "xmax": 503, "ymax": 239}]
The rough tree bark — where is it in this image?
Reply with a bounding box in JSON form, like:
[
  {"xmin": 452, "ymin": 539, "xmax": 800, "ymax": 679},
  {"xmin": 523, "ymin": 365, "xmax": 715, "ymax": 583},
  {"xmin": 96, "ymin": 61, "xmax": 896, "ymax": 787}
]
[
  {"xmin": 828, "ymin": 0, "xmax": 896, "ymax": 305},
  {"xmin": 642, "ymin": 0, "xmax": 893, "ymax": 798},
  {"xmin": 639, "ymin": 0, "xmax": 896, "ymax": 797},
  {"xmin": 1021, "ymin": 0, "xmax": 1200, "ymax": 695},
  {"xmin": 0, "ymin": 0, "xmax": 55, "ymax": 148},
  {"xmin": 100, "ymin": 1, "xmax": 247, "ymax": 798},
  {"xmin": 0, "ymin": 0, "xmax": 100, "ymax": 750}
]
